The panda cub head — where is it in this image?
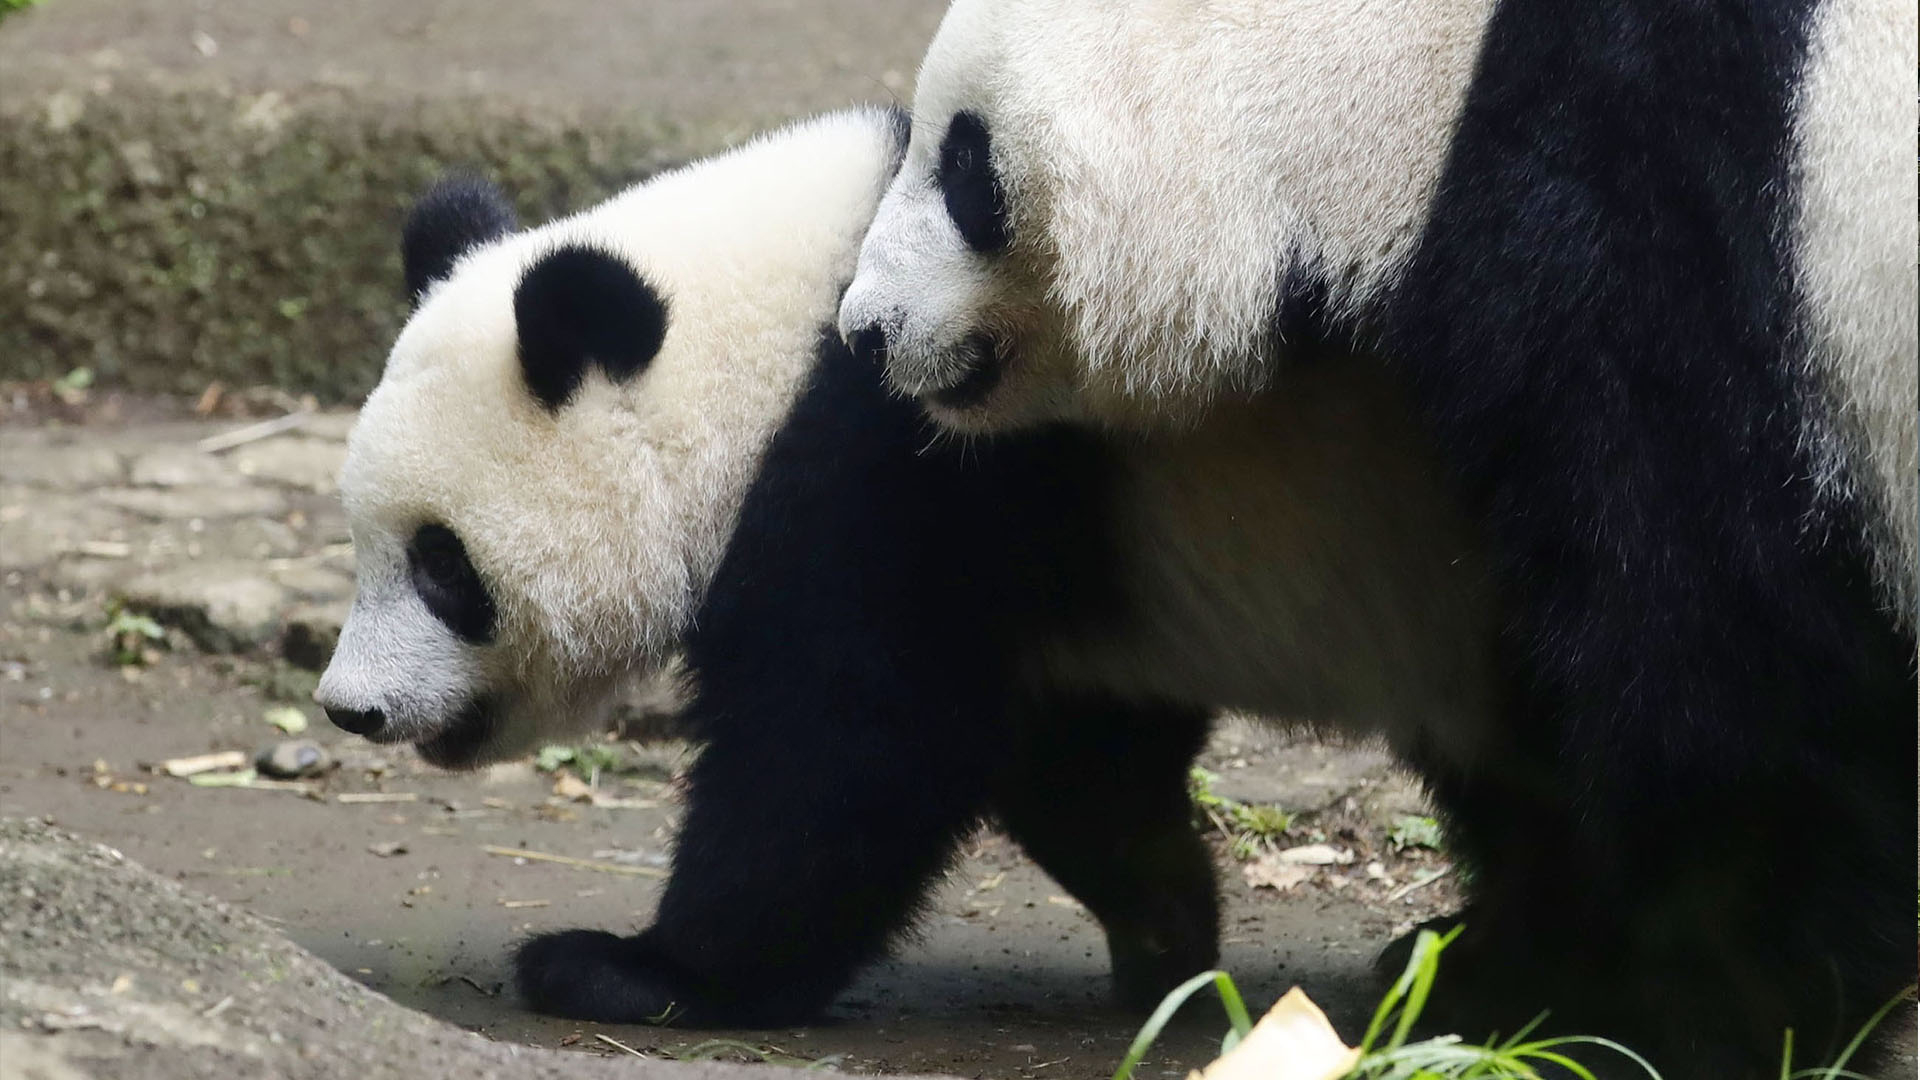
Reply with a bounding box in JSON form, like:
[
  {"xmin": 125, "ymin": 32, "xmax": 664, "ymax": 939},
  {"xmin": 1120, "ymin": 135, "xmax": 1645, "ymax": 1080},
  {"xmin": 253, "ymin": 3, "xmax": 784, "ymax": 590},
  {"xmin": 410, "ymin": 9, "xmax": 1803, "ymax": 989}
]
[{"xmin": 316, "ymin": 109, "xmax": 903, "ymax": 767}]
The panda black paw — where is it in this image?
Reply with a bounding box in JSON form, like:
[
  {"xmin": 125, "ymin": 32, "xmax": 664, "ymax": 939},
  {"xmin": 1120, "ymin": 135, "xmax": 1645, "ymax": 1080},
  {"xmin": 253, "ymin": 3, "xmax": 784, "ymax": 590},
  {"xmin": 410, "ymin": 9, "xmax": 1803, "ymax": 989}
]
[
  {"xmin": 1109, "ymin": 931, "xmax": 1221, "ymax": 1014},
  {"xmin": 514, "ymin": 929, "xmax": 699, "ymax": 1025}
]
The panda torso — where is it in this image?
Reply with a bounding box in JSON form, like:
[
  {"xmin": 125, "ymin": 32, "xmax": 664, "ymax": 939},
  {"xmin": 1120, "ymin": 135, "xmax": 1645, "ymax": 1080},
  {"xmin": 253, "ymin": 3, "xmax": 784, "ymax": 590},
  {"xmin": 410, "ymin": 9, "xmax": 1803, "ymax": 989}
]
[{"xmin": 1031, "ymin": 358, "xmax": 1499, "ymax": 767}]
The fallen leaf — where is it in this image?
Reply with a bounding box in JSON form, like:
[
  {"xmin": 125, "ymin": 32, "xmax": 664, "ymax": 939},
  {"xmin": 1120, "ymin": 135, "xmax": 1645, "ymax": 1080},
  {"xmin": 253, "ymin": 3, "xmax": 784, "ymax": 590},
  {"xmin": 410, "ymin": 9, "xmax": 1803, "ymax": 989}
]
[
  {"xmin": 367, "ymin": 841, "xmax": 408, "ymax": 857},
  {"xmin": 263, "ymin": 706, "xmax": 309, "ymax": 735},
  {"xmin": 1274, "ymin": 843, "xmax": 1352, "ymax": 866},
  {"xmin": 1190, "ymin": 987, "xmax": 1359, "ymax": 1080},
  {"xmin": 1242, "ymin": 855, "xmax": 1314, "ymax": 892},
  {"xmin": 551, "ymin": 772, "xmax": 593, "ymax": 802}
]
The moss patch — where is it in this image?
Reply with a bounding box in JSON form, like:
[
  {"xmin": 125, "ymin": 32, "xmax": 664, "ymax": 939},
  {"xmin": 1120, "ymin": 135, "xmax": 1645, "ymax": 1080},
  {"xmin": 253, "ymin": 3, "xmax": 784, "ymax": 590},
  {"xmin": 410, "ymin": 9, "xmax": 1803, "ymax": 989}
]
[{"xmin": 1, "ymin": 88, "xmax": 705, "ymax": 402}]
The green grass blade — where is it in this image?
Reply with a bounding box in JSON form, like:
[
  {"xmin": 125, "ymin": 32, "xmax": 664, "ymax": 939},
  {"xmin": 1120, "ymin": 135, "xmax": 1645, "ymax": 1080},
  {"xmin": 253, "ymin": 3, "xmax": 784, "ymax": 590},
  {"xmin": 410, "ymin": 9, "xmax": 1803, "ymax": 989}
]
[
  {"xmin": 1521, "ymin": 1035, "xmax": 1662, "ymax": 1078},
  {"xmin": 1389, "ymin": 931, "xmax": 1450, "ymax": 1050},
  {"xmin": 1796, "ymin": 983, "xmax": 1916, "ymax": 1080},
  {"xmin": 1361, "ymin": 925, "xmax": 1463, "ymax": 1055},
  {"xmin": 1113, "ymin": 970, "xmax": 1248, "ymax": 1080}
]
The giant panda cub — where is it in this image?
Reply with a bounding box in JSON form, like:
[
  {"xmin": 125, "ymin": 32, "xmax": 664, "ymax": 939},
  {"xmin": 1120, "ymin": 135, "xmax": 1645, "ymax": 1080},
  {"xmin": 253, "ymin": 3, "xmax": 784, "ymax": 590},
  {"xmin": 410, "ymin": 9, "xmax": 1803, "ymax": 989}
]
[
  {"xmin": 319, "ymin": 109, "xmax": 1501, "ymax": 1030},
  {"xmin": 838, "ymin": 0, "xmax": 1916, "ymax": 1076}
]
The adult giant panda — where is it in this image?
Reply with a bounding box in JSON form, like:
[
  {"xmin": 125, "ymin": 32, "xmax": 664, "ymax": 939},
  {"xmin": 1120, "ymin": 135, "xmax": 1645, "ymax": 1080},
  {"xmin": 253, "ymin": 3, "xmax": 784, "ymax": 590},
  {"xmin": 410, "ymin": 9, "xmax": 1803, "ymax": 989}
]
[
  {"xmin": 318, "ymin": 107, "xmax": 1503, "ymax": 1035},
  {"xmin": 837, "ymin": 0, "xmax": 1917, "ymax": 1075}
]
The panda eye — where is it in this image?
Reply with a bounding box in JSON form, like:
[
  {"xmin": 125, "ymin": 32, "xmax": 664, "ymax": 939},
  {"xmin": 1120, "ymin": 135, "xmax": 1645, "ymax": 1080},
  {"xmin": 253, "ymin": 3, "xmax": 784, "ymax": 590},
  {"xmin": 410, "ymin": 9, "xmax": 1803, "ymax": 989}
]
[
  {"xmin": 937, "ymin": 111, "xmax": 1011, "ymax": 254},
  {"xmin": 408, "ymin": 523, "xmax": 496, "ymax": 644},
  {"xmin": 422, "ymin": 544, "xmax": 462, "ymax": 587}
]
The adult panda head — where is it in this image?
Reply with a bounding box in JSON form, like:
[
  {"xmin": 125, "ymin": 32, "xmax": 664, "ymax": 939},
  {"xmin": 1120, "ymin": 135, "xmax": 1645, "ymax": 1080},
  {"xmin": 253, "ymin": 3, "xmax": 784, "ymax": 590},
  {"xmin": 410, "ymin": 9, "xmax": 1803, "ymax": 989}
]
[
  {"xmin": 837, "ymin": 0, "xmax": 1499, "ymax": 433},
  {"xmin": 315, "ymin": 108, "xmax": 905, "ymax": 768}
]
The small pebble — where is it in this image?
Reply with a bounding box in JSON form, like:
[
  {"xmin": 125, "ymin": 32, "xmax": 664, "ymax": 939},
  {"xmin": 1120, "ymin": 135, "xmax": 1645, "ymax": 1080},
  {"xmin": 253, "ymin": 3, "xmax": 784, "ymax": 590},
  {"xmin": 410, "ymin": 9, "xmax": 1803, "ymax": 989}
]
[{"xmin": 255, "ymin": 739, "xmax": 331, "ymax": 779}]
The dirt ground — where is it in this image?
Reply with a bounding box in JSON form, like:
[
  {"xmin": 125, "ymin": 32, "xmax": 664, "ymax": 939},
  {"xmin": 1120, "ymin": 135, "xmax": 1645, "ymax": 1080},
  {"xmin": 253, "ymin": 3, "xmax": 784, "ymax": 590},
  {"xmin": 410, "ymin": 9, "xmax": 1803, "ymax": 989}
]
[{"xmin": 0, "ymin": 396, "xmax": 1461, "ymax": 1079}]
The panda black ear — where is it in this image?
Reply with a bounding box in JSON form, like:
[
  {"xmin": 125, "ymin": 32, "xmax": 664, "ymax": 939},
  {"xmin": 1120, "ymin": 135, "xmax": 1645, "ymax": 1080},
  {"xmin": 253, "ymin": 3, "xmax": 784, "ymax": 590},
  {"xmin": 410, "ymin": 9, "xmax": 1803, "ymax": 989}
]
[
  {"xmin": 513, "ymin": 244, "xmax": 670, "ymax": 412},
  {"xmin": 401, "ymin": 174, "xmax": 518, "ymax": 306}
]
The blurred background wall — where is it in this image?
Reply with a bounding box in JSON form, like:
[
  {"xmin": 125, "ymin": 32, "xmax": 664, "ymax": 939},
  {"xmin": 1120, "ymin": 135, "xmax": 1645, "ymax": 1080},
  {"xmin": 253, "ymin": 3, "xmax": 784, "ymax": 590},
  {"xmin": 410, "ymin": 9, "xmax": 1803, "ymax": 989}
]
[{"xmin": 0, "ymin": 0, "xmax": 943, "ymax": 403}]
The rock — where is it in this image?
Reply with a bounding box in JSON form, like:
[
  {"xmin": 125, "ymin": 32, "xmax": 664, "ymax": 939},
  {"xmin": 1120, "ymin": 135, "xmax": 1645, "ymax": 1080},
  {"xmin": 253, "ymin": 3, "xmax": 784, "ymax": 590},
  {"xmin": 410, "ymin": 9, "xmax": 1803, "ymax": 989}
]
[
  {"xmin": 0, "ymin": 441, "xmax": 123, "ymax": 489},
  {"xmin": 254, "ymin": 738, "xmax": 331, "ymax": 779},
  {"xmin": 116, "ymin": 564, "xmax": 284, "ymax": 652},
  {"xmin": 228, "ymin": 436, "xmax": 346, "ymax": 494},
  {"xmin": 0, "ymin": 816, "xmax": 858, "ymax": 1080},
  {"xmin": 0, "ymin": 489, "xmax": 136, "ymax": 573},
  {"xmin": 47, "ymin": 555, "xmax": 145, "ymax": 596},
  {"xmin": 127, "ymin": 446, "xmax": 243, "ymax": 489},
  {"xmin": 97, "ymin": 485, "xmax": 288, "ymax": 521},
  {"xmin": 281, "ymin": 600, "xmax": 348, "ymax": 670},
  {"xmin": 1207, "ymin": 736, "xmax": 1403, "ymax": 814}
]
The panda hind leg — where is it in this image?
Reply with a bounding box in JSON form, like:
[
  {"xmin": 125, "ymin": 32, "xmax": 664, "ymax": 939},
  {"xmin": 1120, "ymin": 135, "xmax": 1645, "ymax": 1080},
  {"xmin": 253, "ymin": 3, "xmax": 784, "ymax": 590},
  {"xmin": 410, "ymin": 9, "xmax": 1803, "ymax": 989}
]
[{"xmin": 994, "ymin": 695, "xmax": 1219, "ymax": 1012}]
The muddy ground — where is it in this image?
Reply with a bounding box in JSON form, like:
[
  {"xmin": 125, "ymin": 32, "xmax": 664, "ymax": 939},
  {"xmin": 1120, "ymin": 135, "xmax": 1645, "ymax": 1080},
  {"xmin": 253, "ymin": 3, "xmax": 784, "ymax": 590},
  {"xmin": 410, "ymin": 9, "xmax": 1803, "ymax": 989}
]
[{"xmin": 0, "ymin": 395, "xmax": 1460, "ymax": 1079}]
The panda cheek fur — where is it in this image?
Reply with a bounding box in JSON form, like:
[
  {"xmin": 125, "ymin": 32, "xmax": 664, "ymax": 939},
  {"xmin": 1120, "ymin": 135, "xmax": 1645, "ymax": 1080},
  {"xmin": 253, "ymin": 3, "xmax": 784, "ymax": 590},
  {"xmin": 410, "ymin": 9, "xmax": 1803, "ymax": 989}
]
[{"xmin": 513, "ymin": 244, "xmax": 671, "ymax": 412}]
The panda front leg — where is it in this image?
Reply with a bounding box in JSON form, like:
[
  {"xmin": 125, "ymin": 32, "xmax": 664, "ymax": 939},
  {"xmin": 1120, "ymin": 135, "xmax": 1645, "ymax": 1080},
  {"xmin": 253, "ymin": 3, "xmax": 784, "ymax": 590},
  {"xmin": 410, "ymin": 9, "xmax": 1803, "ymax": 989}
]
[
  {"xmin": 993, "ymin": 695, "xmax": 1220, "ymax": 1011},
  {"xmin": 515, "ymin": 701, "xmax": 998, "ymax": 1027}
]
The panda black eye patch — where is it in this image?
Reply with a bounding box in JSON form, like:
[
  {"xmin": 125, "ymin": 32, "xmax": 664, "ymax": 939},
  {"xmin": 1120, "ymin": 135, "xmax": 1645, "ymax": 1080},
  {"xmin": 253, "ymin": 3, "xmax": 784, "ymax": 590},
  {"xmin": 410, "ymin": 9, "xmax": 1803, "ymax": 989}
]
[
  {"xmin": 938, "ymin": 111, "xmax": 1012, "ymax": 254},
  {"xmin": 408, "ymin": 523, "xmax": 496, "ymax": 644}
]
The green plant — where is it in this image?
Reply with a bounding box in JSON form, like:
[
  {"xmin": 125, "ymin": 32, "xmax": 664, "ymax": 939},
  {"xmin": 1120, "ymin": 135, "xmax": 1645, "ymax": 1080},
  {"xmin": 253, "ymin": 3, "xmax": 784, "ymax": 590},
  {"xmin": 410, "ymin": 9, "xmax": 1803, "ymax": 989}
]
[
  {"xmin": 1115, "ymin": 930, "xmax": 1915, "ymax": 1080},
  {"xmin": 1346, "ymin": 926, "xmax": 1657, "ymax": 1079},
  {"xmin": 1387, "ymin": 815, "xmax": 1445, "ymax": 853},
  {"xmin": 1112, "ymin": 969, "xmax": 1255, "ymax": 1080},
  {"xmin": 533, "ymin": 742, "xmax": 625, "ymax": 782},
  {"xmin": 1776, "ymin": 986, "xmax": 1915, "ymax": 1080},
  {"xmin": 103, "ymin": 605, "xmax": 167, "ymax": 666},
  {"xmin": 0, "ymin": 0, "xmax": 41, "ymax": 21},
  {"xmin": 1189, "ymin": 766, "xmax": 1295, "ymax": 858},
  {"xmin": 1111, "ymin": 928, "xmax": 1659, "ymax": 1080}
]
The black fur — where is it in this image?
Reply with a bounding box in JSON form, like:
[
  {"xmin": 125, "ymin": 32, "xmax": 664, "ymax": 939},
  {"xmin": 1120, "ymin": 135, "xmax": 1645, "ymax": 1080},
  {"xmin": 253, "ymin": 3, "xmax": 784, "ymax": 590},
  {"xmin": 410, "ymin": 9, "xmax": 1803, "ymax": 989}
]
[
  {"xmin": 514, "ymin": 245, "xmax": 669, "ymax": 411},
  {"xmin": 514, "ymin": 326, "xmax": 1220, "ymax": 1025},
  {"xmin": 938, "ymin": 111, "xmax": 1012, "ymax": 254},
  {"xmin": 401, "ymin": 174, "xmax": 517, "ymax": 305},
  {"xmin": 407, "ymin": 523, "xmax": 495, "ymax": 644},
  {"xmin": 1378, "ymin": 0, "xmax": 1916, "ymax": 1072}
]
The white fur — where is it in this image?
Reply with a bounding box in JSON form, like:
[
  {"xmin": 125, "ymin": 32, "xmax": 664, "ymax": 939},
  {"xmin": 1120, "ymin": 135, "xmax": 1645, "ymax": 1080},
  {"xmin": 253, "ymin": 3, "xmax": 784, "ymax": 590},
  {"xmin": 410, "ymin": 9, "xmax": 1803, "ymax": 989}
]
[
  {"xmin": 1033, "ymin": 358, "xmax": 1499, "ymax": 769},
  {"xmin": 841, "ymin": 0, "xmax": 1497, "ymax": 429},
  {"xmin": 1791, "ymin": 0, "xmax": 1919, "ymax": 626},
  {"xmin": 846, "ymin": 0, "xmax": 1918, "ymax": 621},
  {"xmin": 318, "ymin": 109, "xmax": 901, "ymax": 762}
]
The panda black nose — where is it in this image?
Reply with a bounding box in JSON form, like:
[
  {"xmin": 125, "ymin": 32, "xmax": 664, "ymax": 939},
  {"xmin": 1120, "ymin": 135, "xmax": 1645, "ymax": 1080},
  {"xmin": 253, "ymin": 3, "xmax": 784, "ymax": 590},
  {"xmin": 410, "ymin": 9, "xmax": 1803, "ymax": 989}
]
[
  {"xmin": 325, "ymin": 706, "xmax": 386, "ymax": 736},
  {"xmin": 847, "ymin": 324, "xmax": 888, "ymax": 369}
]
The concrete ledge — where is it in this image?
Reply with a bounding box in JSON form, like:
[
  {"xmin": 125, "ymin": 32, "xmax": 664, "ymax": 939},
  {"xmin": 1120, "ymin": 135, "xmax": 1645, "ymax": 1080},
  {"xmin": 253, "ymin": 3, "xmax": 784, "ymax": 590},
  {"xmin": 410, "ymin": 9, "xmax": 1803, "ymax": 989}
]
[
  {"xmin": 2, "ymin": 84, "xmax": 710, "ymax": 401},
  {"xmin": 0, "ymin": 0, "xmax": 938, "ymax": 402}
]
